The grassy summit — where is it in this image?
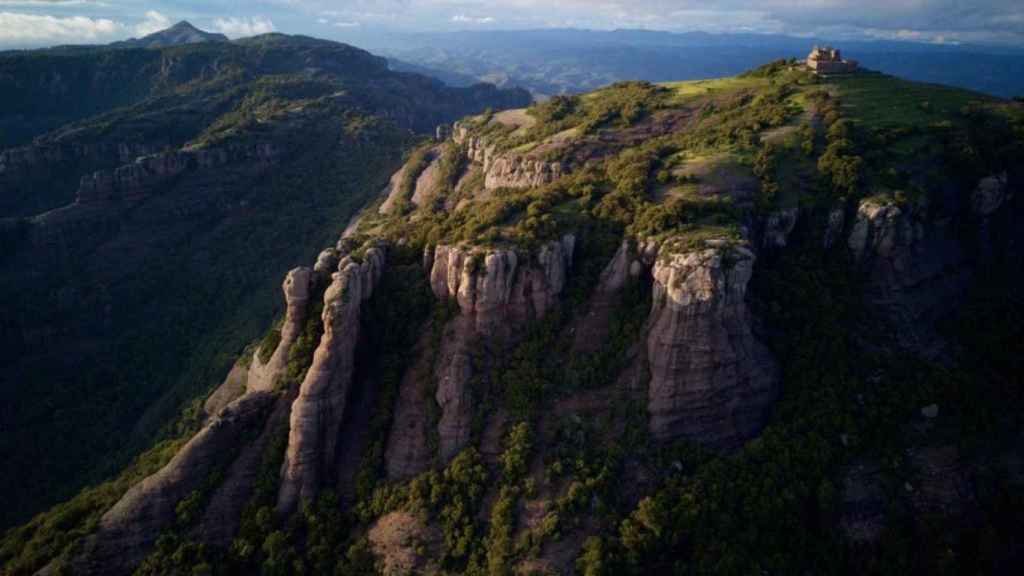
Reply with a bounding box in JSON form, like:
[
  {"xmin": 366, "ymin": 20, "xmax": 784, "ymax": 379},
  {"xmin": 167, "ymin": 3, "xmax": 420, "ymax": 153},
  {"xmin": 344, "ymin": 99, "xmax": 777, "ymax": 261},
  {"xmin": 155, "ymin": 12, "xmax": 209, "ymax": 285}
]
[{"xmin": 358, "ymin": 59, "xmax": 1021, "ymax": 261}]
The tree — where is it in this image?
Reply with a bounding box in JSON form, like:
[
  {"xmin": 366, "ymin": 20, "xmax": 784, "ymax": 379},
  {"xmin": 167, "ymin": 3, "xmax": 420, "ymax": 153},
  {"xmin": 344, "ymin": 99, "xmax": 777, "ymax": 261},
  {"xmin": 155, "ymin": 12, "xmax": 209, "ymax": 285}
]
[{"xmin": 575, "ymin": 536, "xmax": 607, "ymax": 576}]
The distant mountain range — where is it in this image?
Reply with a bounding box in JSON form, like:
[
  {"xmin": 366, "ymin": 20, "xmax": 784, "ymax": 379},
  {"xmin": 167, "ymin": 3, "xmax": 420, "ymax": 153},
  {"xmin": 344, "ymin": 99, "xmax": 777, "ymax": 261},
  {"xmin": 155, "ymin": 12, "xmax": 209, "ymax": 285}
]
[{"xmin": 357, "ymin": 28, "xmax": 1024, "ymax": 98}]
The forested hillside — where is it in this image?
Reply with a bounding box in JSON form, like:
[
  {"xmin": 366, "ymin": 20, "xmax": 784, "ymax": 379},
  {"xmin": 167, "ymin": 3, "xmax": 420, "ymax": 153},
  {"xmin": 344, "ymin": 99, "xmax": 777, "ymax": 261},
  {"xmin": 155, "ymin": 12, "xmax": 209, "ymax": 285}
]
[{"xmin": 0, "ymin": 31, "xmax": 530, "ymax": 531}]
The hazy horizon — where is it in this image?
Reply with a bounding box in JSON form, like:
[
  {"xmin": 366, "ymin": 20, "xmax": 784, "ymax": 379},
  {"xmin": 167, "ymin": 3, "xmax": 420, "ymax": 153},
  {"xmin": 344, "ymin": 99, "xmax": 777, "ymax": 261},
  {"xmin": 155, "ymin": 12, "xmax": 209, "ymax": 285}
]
[{"xmin": 2, "ymin": 0, "xmax": 1024, "ymax": 50}]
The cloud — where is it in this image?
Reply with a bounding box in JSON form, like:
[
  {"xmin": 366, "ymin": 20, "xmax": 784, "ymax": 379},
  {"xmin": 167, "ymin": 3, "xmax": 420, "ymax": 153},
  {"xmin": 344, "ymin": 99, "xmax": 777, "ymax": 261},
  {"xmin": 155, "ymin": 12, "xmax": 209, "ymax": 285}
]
[
  {"xmin": 213, "ymin": 16, "xmax": 274, "ymax": 38},
  {"xmin": 0, "ymin": 1, "xmax": 107, "ymax": 6},
  {"xmin": 133, "ymin": 10, "xmax": 169, "ymax": 36},
  {"xmin": 451, "ymin": 14, "xmax": 496, "ymax": 25},
  {"xmin": 1, "ymin": 0, "xmax": 1022, "ymax": 46},
  {"xmin": 0, "ymin": 11, "xmax": 118, "ymax": 42},
  {"xmin": 278, "ymin": 0, "xmax": 1024, "ymax": 44}
]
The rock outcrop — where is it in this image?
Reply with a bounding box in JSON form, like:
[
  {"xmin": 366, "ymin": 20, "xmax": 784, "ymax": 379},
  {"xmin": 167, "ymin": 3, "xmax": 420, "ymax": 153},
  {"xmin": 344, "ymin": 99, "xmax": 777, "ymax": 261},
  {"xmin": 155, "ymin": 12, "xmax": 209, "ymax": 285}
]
[
  {"xmin": 453, "ymin": 122, "xmax": 566, "ymax": 191},
  {"xmin": 277, "ymin": 245, "xmax": 385, "ymax": 514},
  {"xmin": 0, "ymin": 141, "xmax": 155, "ymax": 178},
  {"xmin": 971, "ymin": 172, "xmax": 1009, "ymax": 217},
  {"xmin": 846, "ymin": 195, "xmax": 975, "ymax": 355},
  {"xmin": 762, "ymin": 207, "xmax": 799, "ymax": 249},
  {"xmin": 246, "ymin": 267, "xmax": 314, "ymax": 393},
  {"xmin": 197, "ymin": 391, "xmax": 294, "ymax": 548},
  {"xmin": 415, "ymin": 236, "xmax": 574, "ymax": 462},
  {"xmin": 76, "ymin": 143, "xmax": 280, "ymax": 204},
  {"xmin": 645, "ymin": 239, "xmax": 778, "ymax": 448},
  {"xmin": 67, "ymin": 391, "xmax": 276, "ymax": 576},
  {"xmin": 383, "ymin": 332, "xmax": 438, "ymax": 479},
  {"xmin": 484, "ymin": 155, "xmax": 565, "ymax": 190}
]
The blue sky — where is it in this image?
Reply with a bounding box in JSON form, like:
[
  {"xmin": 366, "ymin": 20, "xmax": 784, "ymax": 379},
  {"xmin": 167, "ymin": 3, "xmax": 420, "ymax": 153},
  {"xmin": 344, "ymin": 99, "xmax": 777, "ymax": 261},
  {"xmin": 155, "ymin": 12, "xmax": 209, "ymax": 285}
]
[{"xmin": 1, "ymin": 0, "xmax": 1022, "ymax": 48}]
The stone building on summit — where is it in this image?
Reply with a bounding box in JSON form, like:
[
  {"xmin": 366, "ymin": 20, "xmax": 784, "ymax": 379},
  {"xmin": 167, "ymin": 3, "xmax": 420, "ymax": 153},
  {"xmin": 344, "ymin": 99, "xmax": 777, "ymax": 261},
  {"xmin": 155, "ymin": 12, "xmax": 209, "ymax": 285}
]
[{"xmin": 807, "ymin": 46, "xmax": 859, "ymax": 74}]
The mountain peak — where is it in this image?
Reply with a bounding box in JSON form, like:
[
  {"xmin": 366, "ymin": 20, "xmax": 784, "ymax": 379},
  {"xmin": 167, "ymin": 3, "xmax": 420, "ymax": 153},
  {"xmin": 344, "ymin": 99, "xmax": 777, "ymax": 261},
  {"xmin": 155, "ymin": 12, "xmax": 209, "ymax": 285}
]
[
  {"xmin": 168, "ymin": 20, "xmax": 200, "ymax": 32},
  {"xmin": 111, "ymin": 20, "xmax": 228, "ymax": 49}
]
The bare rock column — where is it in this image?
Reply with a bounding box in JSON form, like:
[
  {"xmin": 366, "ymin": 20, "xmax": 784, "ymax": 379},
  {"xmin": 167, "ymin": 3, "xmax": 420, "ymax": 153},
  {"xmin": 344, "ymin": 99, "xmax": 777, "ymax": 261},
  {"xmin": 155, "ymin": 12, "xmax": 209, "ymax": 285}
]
[
  {"xmin": 246, "ymin": 267, "xmax": 313, "ymax": 393},
  {"xmin": 277, "ymin": 246, "xmax": 384, "ymax": 515},
  {"xmin": 646, "ymin": 239, "xmax": 778, "ymax": 449}
]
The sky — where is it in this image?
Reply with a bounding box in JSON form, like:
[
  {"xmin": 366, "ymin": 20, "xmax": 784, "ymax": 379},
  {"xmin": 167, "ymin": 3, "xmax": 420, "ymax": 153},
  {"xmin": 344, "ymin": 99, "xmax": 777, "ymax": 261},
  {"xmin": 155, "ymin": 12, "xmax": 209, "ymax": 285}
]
[{"xmin": 0, "ymin": 0, "xmax": 1022, "ymax": 49}]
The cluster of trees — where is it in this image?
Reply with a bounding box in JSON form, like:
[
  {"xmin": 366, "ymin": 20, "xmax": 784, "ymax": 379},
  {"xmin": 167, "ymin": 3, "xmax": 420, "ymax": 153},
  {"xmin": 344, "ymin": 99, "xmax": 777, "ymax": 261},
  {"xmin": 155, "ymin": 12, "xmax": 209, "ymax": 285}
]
[
  {"xmin": 523, "ymin": 81, "xmax": 669, "ymax": 144},
  {"xmin": 812, "ymin": 93, "xmax": 865, "ymax": 198}
]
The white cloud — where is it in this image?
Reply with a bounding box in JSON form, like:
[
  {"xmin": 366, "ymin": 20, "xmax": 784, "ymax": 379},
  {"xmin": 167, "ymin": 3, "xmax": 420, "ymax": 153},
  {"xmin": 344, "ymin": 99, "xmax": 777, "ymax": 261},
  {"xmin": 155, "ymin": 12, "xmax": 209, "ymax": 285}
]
[
  {"xmin": 333, "ymin": 21, "xmax": 360, "ymax": 28},
  {"xmin": 133, "ymin": 10, "xmax": 169, "ymax": 37},
  {"xmin": 213, "ymin": 16, "xmax": 274, "ymax": 38},
  {"xmin": 451, "ymin": 14, "xmax": 496, "ymax": 25},
  {"xmin": 0, "ymin": 11, "xmax": 118, "ymax": 42},
  {"xmin": 0, "ymin": 1, "xmax": 108, "ymax": 6}
]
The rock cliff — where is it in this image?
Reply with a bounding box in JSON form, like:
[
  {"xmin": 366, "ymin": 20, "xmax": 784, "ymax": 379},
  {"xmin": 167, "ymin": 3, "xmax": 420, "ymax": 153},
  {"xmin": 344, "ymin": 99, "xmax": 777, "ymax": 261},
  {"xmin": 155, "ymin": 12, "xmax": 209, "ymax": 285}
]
[
  {"xmin": 845, "ymin": 175, "xmax": 1016, "ymax": 355},
  {"xmin": 277, "ymin": 244, "xmax": 385, "ymax": 514},
  {"xmin": 76, "ymin": 143, "xmax": 281, "ymax": 204},
  {"xmin": 453, "ymin": 122, "xmax": 566, "ymax": 190},
  {"xmin": 246, "ymin": 267, "xmax": 314, "ymax": 393},
  {"xmin": 417, "ymin": 236, "xmax": 574, "ymax": 462},
  {"xmin": 645, "ymin": 238, "xmax": 778, "ymax": 448}
]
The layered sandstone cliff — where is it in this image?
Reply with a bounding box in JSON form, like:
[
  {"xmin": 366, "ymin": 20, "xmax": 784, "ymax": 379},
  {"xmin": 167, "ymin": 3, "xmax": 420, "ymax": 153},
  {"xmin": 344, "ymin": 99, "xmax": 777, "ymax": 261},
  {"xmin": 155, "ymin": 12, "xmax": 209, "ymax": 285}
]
[
  {"xmin": 0, "ymin": 141, "xmax": 155, "ymax": 178},
  {"xmin": 76, "ymin": 143, "xmax": 281, "ymax": 204},
  {"xmin": 845, "ymin": 175, "xmax": 1015, "ymax": 355},
  {"xmin": 453, "ymin": 122, "xmax": 566, "ymax": 191},
  {"xmin": 645, "ymin": 238, "xmax": 778, "ymax": 448},
  {"xmin": 277, "ymin": 244, "xmax": 385, "ymax": 514},
  {"xmin": 386, "ymin": 236, "xmax": 575, "ymax": 467}
]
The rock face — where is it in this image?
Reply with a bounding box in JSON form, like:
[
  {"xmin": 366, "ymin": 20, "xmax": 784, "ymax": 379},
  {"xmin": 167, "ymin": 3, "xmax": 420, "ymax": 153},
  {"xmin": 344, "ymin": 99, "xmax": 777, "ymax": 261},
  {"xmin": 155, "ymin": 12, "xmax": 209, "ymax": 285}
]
[
  {"xmin": 0, "ymin": 142, "xmax": 155, "ymax": 178},
  {"xmin": 453, "ymin": 122, "xmax": 566, "ymax": 191},
  {"xmin": 971, "ymin": 172, "xmax": 1009, "ymax": 217},
  {"xmin": 646, "ymin": 240, "xmax": 778, "ymax": 448},
  {"xmin": 197, "ymin": 390, "xmax": 293, "ymax": 548},
  {"xmin": 762, "ymin": 207, "xmax": 800, "ymax": 249},
  {"xmin": 847, "ymin": 199, "xmax": 918, "ymax": 264},
  {"xmin": 277, "ymin": 245, "xmax": 385, "ymax": 514},
  {"xmin": 846, "ymin": 196, "xmax": 975, "ymax": 355},
  {"xmin": 414, "ymin": 236, "xmax": 574, "ymax": 462},
  {"xmin": 383, "ymin": 333, "xmax": 438, "ymax": 479},
  {"xmin": 484, "ymin": 155, "xmax": 565, "ymax": 190},
  {"xmin": 246, "ymin": 267, "xmax": 314, "ymax": 393},
  {"xmin": 68, "ymin": 392, "xmax": 276, "ymax": 576},
  {"xmin": 76, "ymin": 143, "xmax": 280, "ymax": 204}
]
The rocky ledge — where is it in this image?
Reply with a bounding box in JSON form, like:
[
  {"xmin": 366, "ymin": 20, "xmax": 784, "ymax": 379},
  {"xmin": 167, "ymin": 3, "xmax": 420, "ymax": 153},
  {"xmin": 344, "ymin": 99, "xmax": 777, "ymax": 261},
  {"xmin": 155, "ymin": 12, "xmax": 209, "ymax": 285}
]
[{"xmin": 453, "ymin": 122, "xmax": 566, "ymax": 191}]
